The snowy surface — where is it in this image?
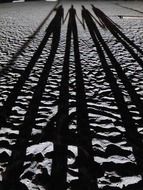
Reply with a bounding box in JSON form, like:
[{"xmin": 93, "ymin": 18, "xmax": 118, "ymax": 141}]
[{"xmin": 0, "ymin": 1, "xmax": 143, "ymax": 190}]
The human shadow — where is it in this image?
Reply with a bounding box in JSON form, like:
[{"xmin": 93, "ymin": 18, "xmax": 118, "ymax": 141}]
[
  {"xmin": 1, "ymin": 5, "xmax": 64, "ymax": 190},
  {"xmin": 48, "ymin": 5, "xmax": 72, "ymax": 190},
  {"xmin": 71, "ymin": 5, "xmax": 100, "ymax": 189},
  {"xmin": 91, "ymin": 6, "xmax": 143, "ymax": 122},
  {"xmin": 91, "ymin": 5, "xmax": 143, "ymax": 57},
  {"xmin": 52, "ymin": 5, "xmax": 99, "ymax": 190},
  {"xmin": 36, "ymin": 5, "xmax": 101, "ymax": 190},
  {"xmin": 0, "ymin": 2, "xmax": 58, "ymax": 77},
  {"xmin": 0, "ymin": 5, "xmax": 63, "ymax": 128},
  {"xmin": 81, "ymin": 5, "xmax": 143, "ymax": 174}
]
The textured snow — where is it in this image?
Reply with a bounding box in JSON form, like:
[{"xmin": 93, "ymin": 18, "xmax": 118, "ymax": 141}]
[{"xmin": 0, "ymin": 1, "xmax": 143, "ymax": 189}]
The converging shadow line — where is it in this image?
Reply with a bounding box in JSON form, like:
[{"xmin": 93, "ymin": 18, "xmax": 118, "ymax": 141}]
[{"xmin": 0, "ymin": 1, "xmax": 59, "ymax": 77}]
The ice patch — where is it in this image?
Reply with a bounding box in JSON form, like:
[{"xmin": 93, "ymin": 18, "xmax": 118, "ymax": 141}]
[{"xmin": 27, "ymin": 141, "xmax": 53, "ymax": 156}]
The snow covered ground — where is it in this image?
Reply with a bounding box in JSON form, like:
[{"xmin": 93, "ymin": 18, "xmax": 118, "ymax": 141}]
[{"xmin": 0, "ymin": 1, "xmax": 143, "ymax": 190}]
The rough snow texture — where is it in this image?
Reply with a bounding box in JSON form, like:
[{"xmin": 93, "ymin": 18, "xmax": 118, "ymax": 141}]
[{"xmin": 0, "ymin": 1, "xmax": 143, "ymax": 190}]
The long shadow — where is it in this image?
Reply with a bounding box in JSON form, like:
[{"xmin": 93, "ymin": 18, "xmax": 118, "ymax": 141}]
[
  {"xmin": 67, "ymin": 5, "xmax": 99, "ymax": 190},
  {"xmin": 90, "ymin": 7, "xmax": 143, "ymax": 122},
  {"xmin": 48, "ymin": 6, "xmax": 99, "ymax": 190},
  {"xmin": 49, "ymin": 6, "xmax": 71, "ymax": 190},
  {"xmin": 91, "ymin": 6, "xmax": 143, "ymax": 68},
  {"xmin": 82, "ymin": 6, "xmax": 143, "ymax": 174},
  {"xmin": 92, "ymin": 5, "xmax": 143, "ymax": 55},
  {"xmin": 1, "ymin": 5, "xmax": 63, "ymax": 190},
  {"xmin": 0, "ymin": 5, "xmax": 63, "ymax": 128},
  {"xmin": 0, "ymin": 2, "xmax": 58, "ymax": 77}
]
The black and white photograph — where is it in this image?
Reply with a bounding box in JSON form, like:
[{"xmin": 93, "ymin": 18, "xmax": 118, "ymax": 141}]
[{"xmin": 0, "ymin": 0, "xmax": 143, "ymax": 189}]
